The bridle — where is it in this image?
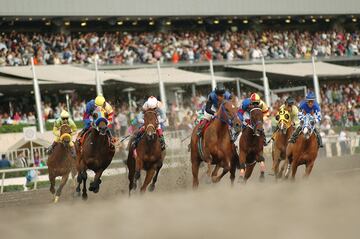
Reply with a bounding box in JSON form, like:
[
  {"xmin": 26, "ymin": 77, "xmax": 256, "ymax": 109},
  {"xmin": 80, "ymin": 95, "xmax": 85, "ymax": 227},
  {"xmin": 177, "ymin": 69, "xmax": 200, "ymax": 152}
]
[
  {"xmin": 215, "ymin": 101, "xmax": 237, "ymax": 127},
  {"xmin": 144, "ymin": 110, "xmax": 158, "ymax": 133}
]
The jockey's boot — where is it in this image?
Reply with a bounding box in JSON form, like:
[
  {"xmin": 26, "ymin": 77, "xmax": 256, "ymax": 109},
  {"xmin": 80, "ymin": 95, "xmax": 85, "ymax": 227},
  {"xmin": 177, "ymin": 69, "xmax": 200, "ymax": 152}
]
[
  {"xmin": 262, "ymin": 131, "xmax": 268, "ymax": 146},
  {"xmin": 197, "ymin": 119, "xmax": 208, "ymax": 137},
  {"xmin": 77, "ymin": 128, "xmax": 88, "ymax": 143},
  {"xmin": 69, "ymin": 142, "xmax": 76, "ymax": 158},
  {"xmin": 131, "ymin": 128, "xmax": 145, "ymax": 149},
  {"xmin": 230, "ymin": 128, "xmax": 240, "ymax": 142},
  {"xmin": 288, "ymin": 126, "xmax": 302, "ymax": 144},
  {"xmin": 47, "ymin": 141, "xmax": 57, "ymax": 155},
  {"xmin": 157, "ymin": 128, "xmax": 166, "ymax": 151},
  {"xmin": 314, "ymin": 128, "xmax": 324, "ymax": 148}
]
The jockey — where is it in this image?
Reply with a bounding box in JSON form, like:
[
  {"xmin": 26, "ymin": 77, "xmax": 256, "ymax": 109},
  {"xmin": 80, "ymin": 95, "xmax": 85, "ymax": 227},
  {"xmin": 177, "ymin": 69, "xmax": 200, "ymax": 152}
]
[
  {"xmin": 47, "ymin": 110, "xmax": 77, "ymax": 156},
  {"xmin": 288, "ymin": 92, "xmax": 323, "ymax": 147},
  {"xmin": 238, "ymin": 93, "xmax": 268, "ymax": 177},
  {"xmin": 132, "ymin": 96, "xmax": 167, "ymax": 151},
  {"xmin": 78, "ymin": 94, "xmax": 114, "ymax": 141},
  {"xmin": 273, "ymin": 97, "xmax": 300, "ymax": 134},
  {"xmin": 238, "ymin": 93, "xmax": 269, "ymax": 129},
  {"xmin": 196, "ymin": 83, "xmax": 232, "ymax": 137}
]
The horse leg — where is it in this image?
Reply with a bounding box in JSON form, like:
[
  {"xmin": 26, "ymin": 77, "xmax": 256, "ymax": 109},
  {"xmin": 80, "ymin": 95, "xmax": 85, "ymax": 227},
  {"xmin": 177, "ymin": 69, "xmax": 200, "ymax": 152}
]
[
  {"xmin": 238, "ymin": 150, "xmax": 246, "ymax": 181},
  {"xmin": 148, "ymin": 162, "xmax": 163, "ymax": 192},
  {"xmin": 191, "ymin": 159, "xmax": 200, "ymax": 189},
  {"xmin": 304, "ymin": 161, "xmax": 315, "ymax": 178},
  {"xmin": 127, "ymin": 155, "xmax": 136, "ymax": 196},
  {"xmin": 213, "ymin": 160, "xmax": 230, "ymax": 183},
  {"xmin": 54, "ymin": 173, "xmax": 69, "ymax": 203},
  {"xmin": 230, "ymin": 155, "xmax": 237, "ymax": 186},
  {"xmin": 291, "ymin": 161, "xmax": 298, "ymax": 181},
  {"xmin": 89, "ymin": 170, "xmax": 104, "ymax": 194},
  {"xmin": 49, "ymin": 173, "xmax": 56, "ymax": 195},
  {"xmin": 272, "ymin": 149, "xmax": 281, "ymax": 179},
  {"xmin": 211, "ymin": 164, "xmax": 221, "ymax": 183},
  {"xmin": 81, "ymin": 171, "xmax": 88, "ymax": 200},
  {"xmin": 140, "ymin": 168, "xmax": 156, "ymax": 193},
  {"xmin": 244, "ymin": 162, "xmax": 256, "ymax": 182}
]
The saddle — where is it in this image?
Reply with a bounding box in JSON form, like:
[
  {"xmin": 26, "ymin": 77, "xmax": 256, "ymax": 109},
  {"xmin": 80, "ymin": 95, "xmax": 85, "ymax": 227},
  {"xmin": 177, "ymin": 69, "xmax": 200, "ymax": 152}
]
[{"xmin": 198, "ymin": 119, "xmax": 213, "ymax": 137}]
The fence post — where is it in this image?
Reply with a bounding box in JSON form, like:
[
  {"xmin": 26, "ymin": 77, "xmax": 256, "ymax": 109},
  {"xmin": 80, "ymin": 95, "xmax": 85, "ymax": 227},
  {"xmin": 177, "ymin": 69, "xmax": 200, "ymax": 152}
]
[
  {"xmin": 33, "ymin": 167, "xmax": 38, "ymax": 190},
  {"xmin": 1, "ymin": 172, "xmax": 5, "ymax": 194}
]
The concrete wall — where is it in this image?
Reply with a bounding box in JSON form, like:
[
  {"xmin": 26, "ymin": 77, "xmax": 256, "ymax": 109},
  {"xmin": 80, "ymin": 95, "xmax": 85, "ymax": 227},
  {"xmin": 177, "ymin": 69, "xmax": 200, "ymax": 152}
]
[{"xmin": 1, "ymin": 0, "xmax": 359, "ymax": 16}]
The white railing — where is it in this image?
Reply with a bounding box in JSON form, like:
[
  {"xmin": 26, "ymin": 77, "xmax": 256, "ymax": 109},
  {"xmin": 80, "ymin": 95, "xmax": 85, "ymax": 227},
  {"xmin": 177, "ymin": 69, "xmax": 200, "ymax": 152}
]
[{"xmin": 0, "ymin": 154, "xmax": 189, "ymax": 194}]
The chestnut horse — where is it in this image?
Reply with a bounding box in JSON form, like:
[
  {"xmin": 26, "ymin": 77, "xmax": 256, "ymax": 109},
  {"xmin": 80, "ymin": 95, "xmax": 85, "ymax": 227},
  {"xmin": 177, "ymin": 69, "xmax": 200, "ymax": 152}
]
[
  {"xmin": 272, "ymin": 109, "xmax": 294, "ymax": 179},
  {"xmin": 127, "ymin": 109, "xmax": 165, "ymax": 194},
  {"xmin": 239, "ymin": 106, "xmax": 264, "ymax": 182},
  {"xmin": 47, "ymin": 124, "xmax": 77, "ymax": 203},
  {"xmin": 284, "ymin": 114, "xmax": 319, "ymax": 180},
  {"xmin": 190, "ymin": 100, "xmax": 241, "ymax": 188},
  {"xmin": 75, "ymin": 109, "xmax": 115, "ymax": 200}
]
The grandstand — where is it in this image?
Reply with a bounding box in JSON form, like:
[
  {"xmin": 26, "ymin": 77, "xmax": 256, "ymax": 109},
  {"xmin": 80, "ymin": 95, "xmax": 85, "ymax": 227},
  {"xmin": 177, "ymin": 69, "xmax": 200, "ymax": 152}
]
[{"xmin": 0, "ymin": 0, "xmax": 359, "ymax": 135}]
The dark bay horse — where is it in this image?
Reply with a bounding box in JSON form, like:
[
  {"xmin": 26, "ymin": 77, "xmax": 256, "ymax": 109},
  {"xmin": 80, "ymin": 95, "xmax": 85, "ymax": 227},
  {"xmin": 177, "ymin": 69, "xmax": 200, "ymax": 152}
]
[
  {"xmin": 272, "ymin": 109, "xmax": 294, "ymax": 179},
  {"xmin": 127, "ymin": 109, "xmax": 165, "ymax": 194},
  {"xmin": 75, "ymin": 110, "xmax": 115, "ymax": 200},
  {"xmin": 47, "ymin": 124, "xmax": 77, "ymax": 203},
  {"xmin": 190, "ymin": 100, "xmax": 241, "ymax": 188},
  {"xmin": 238, "ymin": 107, "xmax": 265, "ymax": 182},
  {"xmin": 285, "ymin": 114, "xmax": 319, "ymax": 180}
]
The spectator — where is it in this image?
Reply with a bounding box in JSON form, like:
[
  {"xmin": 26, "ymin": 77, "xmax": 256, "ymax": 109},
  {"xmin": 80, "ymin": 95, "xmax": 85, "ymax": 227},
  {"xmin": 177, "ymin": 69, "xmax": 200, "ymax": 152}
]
[
  {"xmin": 15, "ymin": 152, "xmax": 28, "ymax": 168},
  {"xmin": 23, "ymin": 163, "xmax": 38, "ymax": 191},
  {"xmin": 0, "ymin": 154, "xmax": 11, "ymax": 168}
]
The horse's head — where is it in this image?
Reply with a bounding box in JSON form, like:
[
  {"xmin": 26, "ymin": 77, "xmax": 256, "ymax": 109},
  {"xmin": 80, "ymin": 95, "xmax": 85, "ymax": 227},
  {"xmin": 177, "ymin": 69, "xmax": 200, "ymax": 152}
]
[
  {"xmin": 93, "ymin": 107, "xmax": 108, "ymax": 135},
  {"xmin": 218, "ymin": 100, "xmax": 242, "ymax": 133},
  {"xmin": 249, "ymin": 106, "xmax": 264, "ymax": 136},
  {"xmin": 275, "ymin": 109, "xmax": 292, "ymax": 134},
  {"xmin": 301, "ymin": 114, "xmax": 316, "ymax": 140},
  {"xmin": 59, "ymin": 124, "xmax": 72, "ymax": 146},
  {"xmin": 144, "ymin": 109, "xmax": 158, "ymax": 142}
]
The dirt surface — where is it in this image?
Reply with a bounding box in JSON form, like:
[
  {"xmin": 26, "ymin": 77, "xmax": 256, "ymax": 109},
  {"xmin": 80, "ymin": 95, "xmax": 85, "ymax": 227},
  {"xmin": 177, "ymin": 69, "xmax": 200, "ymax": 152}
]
[{"xmin": 0, "ymin": 154, "xmax": 359, "ymax": 239}]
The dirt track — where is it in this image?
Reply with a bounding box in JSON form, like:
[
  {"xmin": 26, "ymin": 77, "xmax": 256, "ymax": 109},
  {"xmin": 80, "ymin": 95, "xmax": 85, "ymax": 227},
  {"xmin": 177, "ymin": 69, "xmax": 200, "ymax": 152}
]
[{"xmin": 0, "ymin": 154, "xmax": 359, "ymax": 239}]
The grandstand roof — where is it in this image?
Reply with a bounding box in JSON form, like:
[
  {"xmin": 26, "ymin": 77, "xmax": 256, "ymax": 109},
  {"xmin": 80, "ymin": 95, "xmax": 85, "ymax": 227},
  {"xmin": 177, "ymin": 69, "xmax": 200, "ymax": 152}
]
[
  {"xmin": 107, "ymin": 68, "xmax": 234, "ymax": 85},
  {"xmin": 1, "ymin": 0, "xmax": 359, "ymax": 16},
  {"xmin": 0, "ymin": 65, "xmax": 234, "ymax": 86},
  {"xmin": 227, "ymin": 62, "xmax": 360, "ymax": 78}
]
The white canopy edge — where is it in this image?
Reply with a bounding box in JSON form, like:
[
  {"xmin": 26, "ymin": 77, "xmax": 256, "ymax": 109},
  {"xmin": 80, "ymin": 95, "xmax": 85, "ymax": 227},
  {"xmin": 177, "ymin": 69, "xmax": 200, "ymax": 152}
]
[{"xmin": 227, "ymin": 62, "xmax": 360, "ymax": 77}]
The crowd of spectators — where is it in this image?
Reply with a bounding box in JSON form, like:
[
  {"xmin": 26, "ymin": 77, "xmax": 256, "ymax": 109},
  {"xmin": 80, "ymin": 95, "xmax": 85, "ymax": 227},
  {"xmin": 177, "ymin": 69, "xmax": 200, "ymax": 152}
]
[
  {"xmin": 1, "ymin": 30, "xmax": 360, "ymax": 66},
  {"xmin": 0, "ymin": 82, "xmax": 359, "ymax": 135}
]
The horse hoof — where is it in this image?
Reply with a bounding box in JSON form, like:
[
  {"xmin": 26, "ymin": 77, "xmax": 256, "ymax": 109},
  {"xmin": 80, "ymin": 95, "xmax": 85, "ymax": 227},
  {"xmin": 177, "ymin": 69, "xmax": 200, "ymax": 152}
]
[
  {"xmin": 53, "ymin": 196, "xmax": 60, "ymax": 203},
  {"xmin": 82, "ymin": 194, "xmax": 88, "ymax": 200},
  {"xmin": 259, "ymin": 172, "xmax": 265, "ymax": 182},
  {"xmin": 76, "ymin": 187, "xmax": 81, "ymax": 193},
  {"xmin": 93, "ymin": 187, "xmax": 99, "ymax": 193},
  {"xmin": 148, "ymin": 184, "xmax": 155, "ymax": 192},
  {"xmin": 89, "ymin": 182, "xmax": 95, "ymax": 191}
]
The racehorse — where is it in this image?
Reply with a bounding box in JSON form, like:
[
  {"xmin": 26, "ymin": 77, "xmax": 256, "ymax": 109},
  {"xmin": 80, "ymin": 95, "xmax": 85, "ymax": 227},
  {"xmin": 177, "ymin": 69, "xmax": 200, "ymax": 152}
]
[
  {"xmin": 238, "ymin": 106, "xmax": 265, "ymax": 182},
  {"xmin": 284, "ymin": 114, "xmax": 319, "ymax": 180},
  {"xmin": 47, "ymin": 124, "xmax": 77, "ymax": 203},
  {"xmin": 190, "ymin": 100, "xmax": 241, "ymax": 188},
  {"xmin": 271, "ymin": 109, "xmax": 294, "ymax": 179},
  {"xmin": 75, "ymin": 108, "xmax": 115, "ymax": 200},
  {"xmin": 127, "ymin": 109, "xmax": 165, "ymax": 194}
]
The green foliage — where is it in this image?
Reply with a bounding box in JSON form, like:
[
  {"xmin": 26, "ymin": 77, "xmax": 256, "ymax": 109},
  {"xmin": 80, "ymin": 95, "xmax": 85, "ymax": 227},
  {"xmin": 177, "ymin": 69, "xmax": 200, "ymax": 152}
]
[{"xmin": 0, "ymin": 121, "xmax": 84, "ymax": 134}]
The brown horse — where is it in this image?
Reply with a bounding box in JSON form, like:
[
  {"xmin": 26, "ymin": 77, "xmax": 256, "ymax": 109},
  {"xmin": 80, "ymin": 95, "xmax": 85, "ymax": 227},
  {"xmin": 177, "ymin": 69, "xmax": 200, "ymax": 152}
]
[
  {"xmin": 271, "ymin": 109, "xmax": 294, "ymax": 179},
  {"xmin": 284, "ymin": 114, "xmax": 319, "ymax": 180},
  {"xmin": 190, "ymin": 100, "xmax": 241, "ymax": 188},
  {"xmin": 75, "ymin": 110, "xmax": 115, "ymax": 200},
  {"xmin": 127, "ymin": 109, "xmax": 165, "ymax": 194},
  {"xmin": 47, "ymin": 124, "xmax": 77, "ymax": 203},
  {"xmin": 238, "ymin": 106, "xmax": 265, "ymax": 182}
]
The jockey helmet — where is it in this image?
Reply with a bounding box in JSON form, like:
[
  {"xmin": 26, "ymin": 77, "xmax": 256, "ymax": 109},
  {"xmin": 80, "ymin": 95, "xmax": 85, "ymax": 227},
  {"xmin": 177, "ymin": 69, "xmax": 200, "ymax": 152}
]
[
  {"xmin": 147, "ymin": 96, "xmax": 158, "ymax": 109},
  {"xmin": 215, "ymin": 83, "xmax": 226, "ymax": 95},
  {"xmin": 60, "ymin": 110, "xmax": 70, "ymax": 119},
  {"xmin": 305, "ymin": 92, "xmax": 316, "ymax": 101},
  {"xmin": 285, "ymin": 97, "xmax": 295, "ymax": 105},
  {"xmin": 95, "ymin": 94, "xmax": 106, "ymax": 107},
  {"xmin": 250, "ymin": 93, "xmax": 261, "ymax": 104}
]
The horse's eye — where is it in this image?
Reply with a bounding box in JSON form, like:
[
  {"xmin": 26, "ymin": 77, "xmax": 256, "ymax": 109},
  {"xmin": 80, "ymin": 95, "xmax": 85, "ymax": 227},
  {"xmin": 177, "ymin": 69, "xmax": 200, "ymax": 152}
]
[
  {"xmin": 285, "ymin": 114, "xmax": 289, "ymax": 120},
  {"xmin": 275, "ymin": 115, "xmax": 280, "ymax": 121}
]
